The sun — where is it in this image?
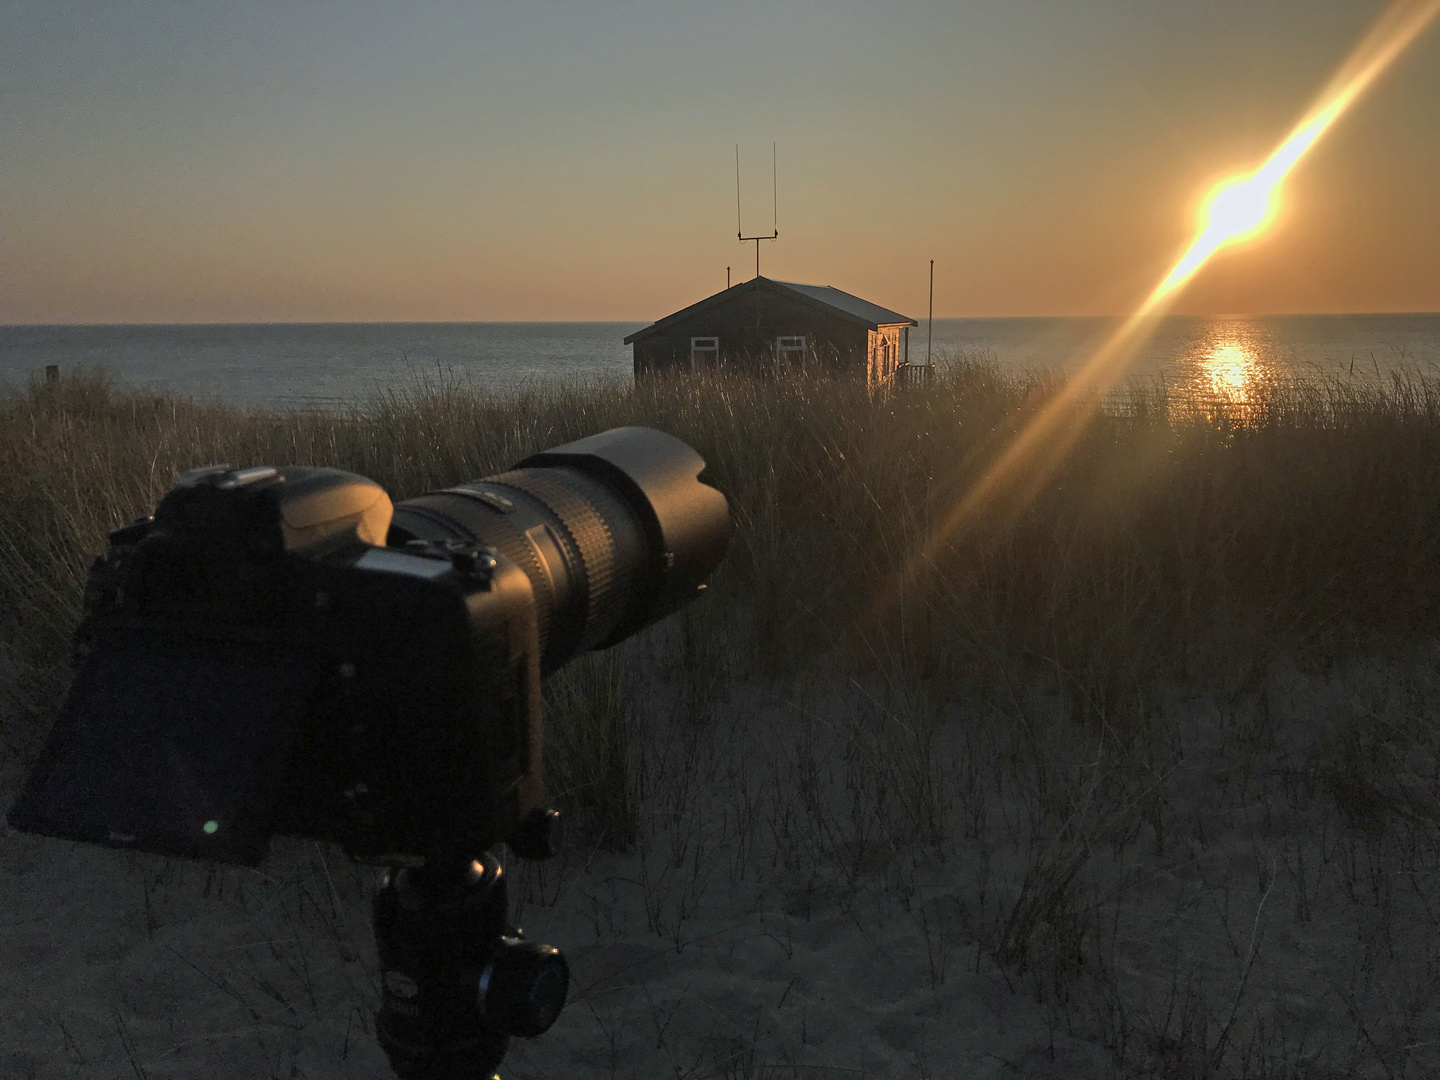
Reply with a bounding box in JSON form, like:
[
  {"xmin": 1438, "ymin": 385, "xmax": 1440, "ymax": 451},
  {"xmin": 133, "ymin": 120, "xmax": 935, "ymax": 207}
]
[{"xmin": 1201, "ymin": 173, "xmax": 1278, "ymax": 246}]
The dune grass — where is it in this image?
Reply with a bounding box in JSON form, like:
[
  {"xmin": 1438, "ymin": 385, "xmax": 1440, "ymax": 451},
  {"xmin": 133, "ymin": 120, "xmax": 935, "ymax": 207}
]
[
  {"xmin": 6, "ymin": 362, "xmax": 1439, "ymax": 730},
  {"xmin": 4, "ymin": 362, "xmax": 1440, "ymax": 1077}
]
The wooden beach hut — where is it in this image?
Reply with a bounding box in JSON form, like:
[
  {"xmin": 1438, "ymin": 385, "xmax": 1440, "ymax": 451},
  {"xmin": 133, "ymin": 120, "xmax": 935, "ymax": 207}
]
[{"xmin": 626, "ymin": 277, "xmax": 918, "ymax": 386}]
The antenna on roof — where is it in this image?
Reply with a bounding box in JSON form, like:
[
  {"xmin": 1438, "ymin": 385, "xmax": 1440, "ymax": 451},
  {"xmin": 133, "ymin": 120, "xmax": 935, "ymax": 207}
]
[{"xmin": 736, "ymin": 143, "xmax": 778, "ymax": 279}]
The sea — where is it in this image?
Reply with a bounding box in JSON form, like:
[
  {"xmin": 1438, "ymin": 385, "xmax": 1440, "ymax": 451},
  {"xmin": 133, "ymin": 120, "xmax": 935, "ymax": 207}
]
[{"xmin": 2, "ymin": 314, "xmax": 1438, "ymax": 412}]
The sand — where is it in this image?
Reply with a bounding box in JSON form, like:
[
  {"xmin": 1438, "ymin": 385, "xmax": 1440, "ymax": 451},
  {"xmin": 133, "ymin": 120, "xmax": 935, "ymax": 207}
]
[
  {"xmin": 4, "ymin": 656, "xmax": 1439, "ymax": 1079},
  {"xmin": 0, "ymin": 819, "xmax": 1108, "ymax": 1079}
]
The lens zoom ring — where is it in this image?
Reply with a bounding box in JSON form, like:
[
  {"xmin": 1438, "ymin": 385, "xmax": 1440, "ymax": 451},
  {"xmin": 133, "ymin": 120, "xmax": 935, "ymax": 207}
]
[{"xmin": 487, "ymin": 470, "xmax": 618, "ymax": 642}]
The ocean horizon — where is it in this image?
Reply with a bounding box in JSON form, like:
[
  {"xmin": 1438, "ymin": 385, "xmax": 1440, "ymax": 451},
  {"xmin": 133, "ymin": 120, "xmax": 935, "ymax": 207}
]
[{"xmin": 3, "ymin": 312, "xmax": 1439, "ymax": 410}]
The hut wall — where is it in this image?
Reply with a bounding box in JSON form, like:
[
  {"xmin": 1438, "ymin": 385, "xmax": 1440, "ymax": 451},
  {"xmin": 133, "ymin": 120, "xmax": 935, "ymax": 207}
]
[{"xmin": 633, "ymin": 291, "xmax": 870, "ymax": 377}]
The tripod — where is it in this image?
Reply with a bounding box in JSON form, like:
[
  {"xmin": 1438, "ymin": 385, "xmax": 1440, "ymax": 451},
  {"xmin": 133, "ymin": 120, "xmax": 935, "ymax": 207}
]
[{"xmin": 373, "ymin": 850, "xmax": 568, "ymax": 1079}]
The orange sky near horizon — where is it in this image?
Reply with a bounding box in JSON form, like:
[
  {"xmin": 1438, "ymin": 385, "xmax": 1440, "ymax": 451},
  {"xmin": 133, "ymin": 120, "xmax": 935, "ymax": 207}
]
[{"xmin": 1, "ymin": 1, "xmax": 1437, "ymax": 325}]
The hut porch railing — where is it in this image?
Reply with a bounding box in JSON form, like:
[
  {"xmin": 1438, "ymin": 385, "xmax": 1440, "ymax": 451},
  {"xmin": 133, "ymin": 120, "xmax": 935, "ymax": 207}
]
[{"xmin": 895, "ymin": 362, "xmax": 934, "ymax": 389}]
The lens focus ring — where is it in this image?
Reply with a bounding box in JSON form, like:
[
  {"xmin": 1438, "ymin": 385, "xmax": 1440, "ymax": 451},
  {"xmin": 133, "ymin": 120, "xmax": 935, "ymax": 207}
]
[{"xmin": 485, "ymin": 469, "xmax": 620, "ymax": 649}]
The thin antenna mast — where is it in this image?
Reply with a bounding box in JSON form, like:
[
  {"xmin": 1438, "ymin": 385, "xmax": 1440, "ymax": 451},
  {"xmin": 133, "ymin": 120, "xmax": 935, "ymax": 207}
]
[
  {"xmin": 735, "ymin": 146, "xmax": 742, "ymax": 236},
  {"xmin": 927, "ymin": 260, "xmax": 934, "ymax": 366},
  {"xmin": 736, "ymin": 143, "xmax": 778, "ymax": 279}
]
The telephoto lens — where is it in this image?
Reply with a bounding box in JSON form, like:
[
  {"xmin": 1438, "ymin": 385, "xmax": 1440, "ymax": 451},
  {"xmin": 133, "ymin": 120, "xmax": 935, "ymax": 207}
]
[{"xmin": 389, "ymin": 425, "xmax": 731, "ymax": 674}]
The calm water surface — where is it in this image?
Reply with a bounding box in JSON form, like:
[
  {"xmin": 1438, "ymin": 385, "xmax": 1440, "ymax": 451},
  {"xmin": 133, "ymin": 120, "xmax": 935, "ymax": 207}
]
[
  {"xmin": 934, "ymin": 313, "xmax": 1440, "ymax": 403},
  {"xmin": 2, "ymin": 314, "xmax": 1437, "ymax": 410}
]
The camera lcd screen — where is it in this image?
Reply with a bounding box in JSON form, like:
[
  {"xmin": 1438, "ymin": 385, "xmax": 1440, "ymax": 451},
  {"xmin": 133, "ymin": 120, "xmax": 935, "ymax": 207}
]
[{"xmin": 7, "ymin": 634, "xmax": 319, "ymax": 865}]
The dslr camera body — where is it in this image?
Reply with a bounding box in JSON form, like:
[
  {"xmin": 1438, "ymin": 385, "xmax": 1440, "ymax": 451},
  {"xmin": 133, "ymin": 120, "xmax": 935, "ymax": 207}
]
[{"xmin": 8, "ymin": 426, "xmax": 730, "ymax": 1079}]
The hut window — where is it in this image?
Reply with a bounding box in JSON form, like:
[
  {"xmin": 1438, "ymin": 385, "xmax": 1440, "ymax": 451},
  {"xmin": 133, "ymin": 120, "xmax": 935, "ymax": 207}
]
[
  {"xmin": 776, "ymin": 335, "xmax": 806, "ymax": 363},
  {"xmin": 689, "ymin": 337, "xmax": 719, "ymax": 369}
]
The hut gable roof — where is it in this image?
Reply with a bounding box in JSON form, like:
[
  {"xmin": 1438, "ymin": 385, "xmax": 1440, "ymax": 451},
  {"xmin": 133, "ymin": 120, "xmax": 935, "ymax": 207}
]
[
  {"xmin": 624, "ymin": 277, "xmax": 915, "ymax": 344},
  {"xmin": 774, "ymin": 281, "xmax": 915, "ymax": 329}
]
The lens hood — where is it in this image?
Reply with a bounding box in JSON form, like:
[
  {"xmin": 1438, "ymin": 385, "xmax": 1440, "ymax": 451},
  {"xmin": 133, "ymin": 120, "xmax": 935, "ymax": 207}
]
[{"xmin": 517, "ymin": 426, "xmax": 730, "ymax": 644}]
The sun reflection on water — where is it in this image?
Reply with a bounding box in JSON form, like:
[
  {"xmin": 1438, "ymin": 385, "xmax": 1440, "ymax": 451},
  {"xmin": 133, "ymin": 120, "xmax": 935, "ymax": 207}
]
[
  {"xmin": 1205, "ymin": 341, "xmax": 1256, "ymax": 393},
  {"xmin": 1188, "ymin": 321, "xmax": 1273, "ymax": 404}
]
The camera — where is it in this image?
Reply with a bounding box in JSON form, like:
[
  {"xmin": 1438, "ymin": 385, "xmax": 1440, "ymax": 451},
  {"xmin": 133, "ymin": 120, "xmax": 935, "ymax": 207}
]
[{"xmin": 7, "ymin": 425, "xmax": 730, "ymax": 1079}]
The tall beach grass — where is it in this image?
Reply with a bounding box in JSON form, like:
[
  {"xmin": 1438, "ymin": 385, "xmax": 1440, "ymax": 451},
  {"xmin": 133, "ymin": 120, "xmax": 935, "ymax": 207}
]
[{"xmin": 5, "ymin": 362, "xmax": 1439, "ymax": 725}]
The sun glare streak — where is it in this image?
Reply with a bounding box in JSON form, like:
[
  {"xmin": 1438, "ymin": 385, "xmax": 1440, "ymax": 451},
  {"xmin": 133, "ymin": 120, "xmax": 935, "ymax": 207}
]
[
  {"xmin": 1146, "ymin": 0, "xmax": 1440, "ymax": 316},
  {"xmin": 1204, "ymin": 175, "xmax": 1277, "ymax": 245},
  {"xmin": 883, "ymin": 0, "xmax": 1440, "ymax": 615}
]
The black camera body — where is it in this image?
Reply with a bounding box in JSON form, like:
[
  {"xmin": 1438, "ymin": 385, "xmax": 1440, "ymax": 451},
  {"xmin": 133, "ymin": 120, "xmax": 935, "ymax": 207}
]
[
  {"xmin": 16, "ymin": 480, "xmax": 548, "ymax": 867},
  {"xmin": 7, "ymin": 426, "xmax": 730, "ymax": 1079}
]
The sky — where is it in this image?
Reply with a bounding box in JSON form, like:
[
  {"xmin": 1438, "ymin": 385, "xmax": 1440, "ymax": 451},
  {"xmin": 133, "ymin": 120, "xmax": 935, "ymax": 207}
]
[{"xmin": 1, "ymin": 1, "xmax": 1437, "ymax": 324}]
